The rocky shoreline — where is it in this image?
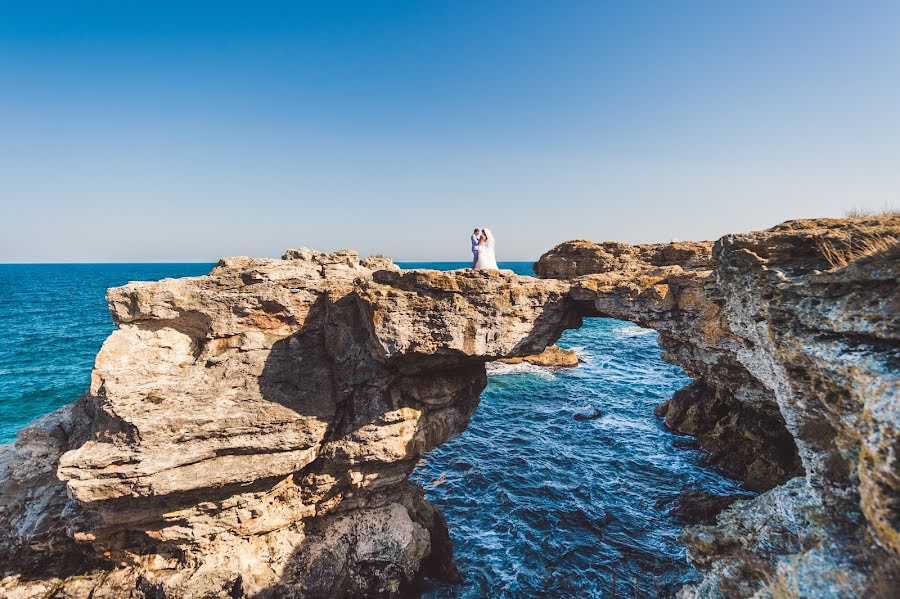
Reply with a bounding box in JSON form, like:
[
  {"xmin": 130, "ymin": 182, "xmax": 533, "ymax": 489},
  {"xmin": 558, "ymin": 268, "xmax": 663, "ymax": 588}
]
[
  {"xmin": 1, "ymin": 216, "xmax": 897, "ymax": 597},
  {"xmin": 497, "ymin": 344, "xmax": 579, "ymax": 367}
]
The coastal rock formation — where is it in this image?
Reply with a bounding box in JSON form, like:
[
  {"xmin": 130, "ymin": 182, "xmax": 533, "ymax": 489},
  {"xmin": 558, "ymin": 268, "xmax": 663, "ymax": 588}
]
[
  {"xmin": 0, "ymin": 250, "xmax": 575, "ymax": 598},
  {"xmin": 536, "ymin": 216, "xmax": 900, "ymax": 596},
  {"xmin": 497, "ymin": 344, "xmax": 578, "ymax": 367},
  {"xmin": 0, "ymin": 216, "xmax": 897, "ymax": 598},
  {"xmin": 538, "ymin": 239, "xmax": 802, "ymax": 491}
]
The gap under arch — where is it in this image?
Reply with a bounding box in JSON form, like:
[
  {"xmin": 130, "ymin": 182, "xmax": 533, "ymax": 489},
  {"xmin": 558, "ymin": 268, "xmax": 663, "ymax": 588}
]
[{"xmin": 413, "ymin": 317, "xmax": 756, "ymax": 597}]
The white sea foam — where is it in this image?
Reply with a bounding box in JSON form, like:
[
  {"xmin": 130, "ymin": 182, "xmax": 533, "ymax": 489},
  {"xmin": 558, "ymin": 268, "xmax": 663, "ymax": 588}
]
[
  {"xmin": 486, "ymin": 361, "xmax": 558, "ymax": 378},
  {"xmin": 612, "ymin": 324, "xmax": 655, "ymax": 337}
]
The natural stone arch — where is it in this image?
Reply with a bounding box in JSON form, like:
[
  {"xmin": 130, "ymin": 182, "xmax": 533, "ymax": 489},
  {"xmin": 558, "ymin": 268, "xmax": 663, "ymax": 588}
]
[
  {"xmin": 1, "ymin": 215, "xmax": 897, "ymax": 598},
  {"xmin": 535, "ymin": 240, "xmax": 803, "ymax": 492}
]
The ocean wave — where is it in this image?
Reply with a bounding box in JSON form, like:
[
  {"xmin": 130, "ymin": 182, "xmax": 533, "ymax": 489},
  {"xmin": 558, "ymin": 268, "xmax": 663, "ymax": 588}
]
[
  {"xmin": 611, "ymin": 324, "xmax": 655, "ymax": 337},
  {"xmin": 485, "ymin": 362, "xmax": 558, "ymax": 378}
]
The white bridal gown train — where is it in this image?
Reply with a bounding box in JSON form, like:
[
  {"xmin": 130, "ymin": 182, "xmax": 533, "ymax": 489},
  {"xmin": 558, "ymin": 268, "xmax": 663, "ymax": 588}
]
[{"xmin": 474, "ymin": 228, "xmax": 499, "ymax": 270}]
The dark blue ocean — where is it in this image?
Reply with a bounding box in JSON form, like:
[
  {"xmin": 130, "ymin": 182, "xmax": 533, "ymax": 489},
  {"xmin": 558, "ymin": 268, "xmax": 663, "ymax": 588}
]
[{"xmin": 0, "ymin": 263, "xmax": 748, "ymax": 597}]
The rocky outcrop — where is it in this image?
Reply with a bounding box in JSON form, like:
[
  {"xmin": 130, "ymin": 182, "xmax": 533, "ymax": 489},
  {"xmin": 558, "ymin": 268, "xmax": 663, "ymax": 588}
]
[
  {"xmin": 533, "ymin": 239, "xmax": 714, "ymax": 279},
  {"xmin": 497, "ymin": 344, "xmax": 578, "ymax": 367},
  {"xmin": 535, "ymin": 216, "xmax": 900, "ymax": 597},
  {"xmin": 667, "ymin": 488, "xmax": 747, "ymax": 526},
  {"xmin": 0, "ymin": 216, "xmax": 897, "ymax": 598},
  {"xmin": 0, "ymin": 250, "xmax": 577, "ymax": 598},
  {"xmin": 539, "ymin": 240, "xmax": 802, "ymax": 491}
]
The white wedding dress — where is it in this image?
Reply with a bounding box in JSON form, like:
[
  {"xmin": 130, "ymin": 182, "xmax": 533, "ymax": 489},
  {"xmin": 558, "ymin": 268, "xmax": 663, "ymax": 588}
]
[{"xmin": 474, "ymin": 228, "xmax": 499, "ymax": 270}]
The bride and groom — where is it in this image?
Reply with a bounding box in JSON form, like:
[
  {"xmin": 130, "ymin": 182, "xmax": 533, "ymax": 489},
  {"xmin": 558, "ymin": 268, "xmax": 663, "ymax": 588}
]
[{"xmin": 470, "ymin": 228, "xmax": 498, "ymax": 270}]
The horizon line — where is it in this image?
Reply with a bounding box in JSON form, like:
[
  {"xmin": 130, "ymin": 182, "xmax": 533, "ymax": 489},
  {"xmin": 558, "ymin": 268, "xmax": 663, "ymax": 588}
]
[{"xmin": 0, "ymin": 259, "xmax": 540, "ymax": 266}]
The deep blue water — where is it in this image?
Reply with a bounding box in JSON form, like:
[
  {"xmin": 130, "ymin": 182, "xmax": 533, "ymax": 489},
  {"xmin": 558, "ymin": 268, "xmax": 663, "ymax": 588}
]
[
  {"xmin": 0, "ymin": 264, "xmax": 215, "ymax": 442},
  {"xmin": 0, "ymin": 262, "xmax": 747, "ymax": 597}
]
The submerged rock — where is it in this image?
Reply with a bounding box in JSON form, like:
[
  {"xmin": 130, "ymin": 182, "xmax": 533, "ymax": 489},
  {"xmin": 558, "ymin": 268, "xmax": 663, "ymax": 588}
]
[
  {"xmin": 668, "ymin": 488, "xmax": 747, "ymax": 525},
  {"xmin": 573, "ymin": 408, "xmax": 604, "ymax": 421}
]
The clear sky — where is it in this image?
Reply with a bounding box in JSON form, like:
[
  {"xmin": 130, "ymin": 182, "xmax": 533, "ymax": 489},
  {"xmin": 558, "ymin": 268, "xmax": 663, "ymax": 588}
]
[{"xmin": 1, "ymin": 1, "xmax": 898, "ymax": 262}]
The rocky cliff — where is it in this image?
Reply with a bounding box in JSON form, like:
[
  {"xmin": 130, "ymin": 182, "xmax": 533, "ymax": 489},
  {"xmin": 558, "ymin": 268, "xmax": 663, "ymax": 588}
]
[
  {"xmin": 536, "ymin": 216, "xmax": 899, "ymax": 596},
  {"xmin": 0, "ymin": 250, "xmax": 578, "ymax": 598},
  {"xmin": 1, "ymin": 216, "xmax": 897, "ymax": 598}
]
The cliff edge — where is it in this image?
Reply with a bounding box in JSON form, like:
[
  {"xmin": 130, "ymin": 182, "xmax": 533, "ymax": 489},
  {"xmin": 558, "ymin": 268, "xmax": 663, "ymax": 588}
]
[{"xmin": 1, "ymin": 216, "xmax": 897, "ymax": 597}]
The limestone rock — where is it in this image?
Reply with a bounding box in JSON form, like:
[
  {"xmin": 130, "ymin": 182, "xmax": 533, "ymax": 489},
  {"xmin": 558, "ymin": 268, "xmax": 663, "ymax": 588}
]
[
  {"xmin": 497, "ymin": 344, "xmax": 578, "ymax": 367},
  {"xmin": 0, "ymin": 254, "xmax": 575, "ymax": 598},
  {"xmin": 0, "ymin": 216, "xmax": 896, "ymax": 598},
  {"xmin": 668, "ymin": 488, "xmax": 747, "ymax": 526},
  {"xmin": 538, "ymin": 239, "xmax": 803, "ymax": 491},
  {"xmin": 536, "ymin": 215, "xmax": 900, "ymax": 597},
  {"xmin": 534, "ymin": 239, "xmax": 713, "ymax": 279}
]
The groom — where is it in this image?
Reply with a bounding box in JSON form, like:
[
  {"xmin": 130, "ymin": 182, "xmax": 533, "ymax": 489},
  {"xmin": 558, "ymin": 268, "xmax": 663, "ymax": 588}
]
[{"xmin": 471, "ymin": 228, "xmax": 481, "ymax": 268}]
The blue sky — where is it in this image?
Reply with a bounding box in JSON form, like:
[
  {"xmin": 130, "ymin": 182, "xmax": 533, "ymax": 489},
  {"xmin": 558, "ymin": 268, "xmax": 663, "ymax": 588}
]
[{"xmin": 1, "ymin": 1, "xmax": 898, "ymax": 262}]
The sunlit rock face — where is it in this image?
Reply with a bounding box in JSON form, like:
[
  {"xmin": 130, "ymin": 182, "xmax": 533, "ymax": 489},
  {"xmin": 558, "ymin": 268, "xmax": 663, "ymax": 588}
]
[
  {"xmin": 497, "ymin": 343, "xmax": 579, "ymax": 367},
  {"xmin": 0, "ymin": 250, "xmax": 576, "ymax": 598},
  {"xmin": 0, "ymin": 216, "xmax": 896, "ymax": 598},
  {"xmin": 536, "ymin": 216, "xmax": 900, "ymax": 597},
  {"xmin": 537, "ymin": 238, "xmax": 803, "ymax": 491}
]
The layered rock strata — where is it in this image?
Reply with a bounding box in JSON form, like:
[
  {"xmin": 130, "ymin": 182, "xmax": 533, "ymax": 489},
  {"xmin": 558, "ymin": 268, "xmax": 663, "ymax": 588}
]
[
  {"xmin": 0, "ymin": 216, "xmax": 897, "ymax": 598},
  {"xmin": 535, "ymin": 216, "xmax": 900, "ymax": 596},
  {"xmin": 1, "ymin": 250, "xmax": 577, "ymax": 598},
  {"xmin": 537, "ymin": 239, "xmax": 803, "ymax": 491},
  {"xmin": 497, "ymin": 344, "xmax": 578, "ymax": 367}
]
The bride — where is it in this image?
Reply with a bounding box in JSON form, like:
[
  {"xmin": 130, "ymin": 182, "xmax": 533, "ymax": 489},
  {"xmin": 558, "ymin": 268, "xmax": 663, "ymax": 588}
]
[{"xmin": 474, "ymin": 228, "xmax": 499, "ymax": 270}]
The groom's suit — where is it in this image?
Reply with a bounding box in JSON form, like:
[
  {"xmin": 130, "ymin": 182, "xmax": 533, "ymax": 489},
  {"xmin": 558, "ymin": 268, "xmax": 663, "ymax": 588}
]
[{"xmin": 471, "ymin": 233, "xmax": 481, "ymax": 268}]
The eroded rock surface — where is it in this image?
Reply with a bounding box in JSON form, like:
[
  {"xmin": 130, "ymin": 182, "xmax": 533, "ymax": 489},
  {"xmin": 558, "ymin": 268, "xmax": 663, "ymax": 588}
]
[
  {"xmin": 535, "ymin": 216, "xmax": 900, "ymax": 597},
  {"xmin": 0, "ymin": 250, "xmax": 576, "ymax": 598},
  {"xmin": 497, "ymin": 344, "xmax": 578, "ymax": 367},
  {"xmin": 1, "ymin": 216, "xmax": 897, "ymax": 598},
  {"xmin": 539, "ymin": 239, "xmax": 802, "ymax": 490}
]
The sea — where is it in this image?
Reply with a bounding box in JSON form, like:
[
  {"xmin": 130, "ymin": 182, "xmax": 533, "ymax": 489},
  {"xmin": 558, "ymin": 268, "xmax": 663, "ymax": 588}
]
[{"xmin": 0, "ymin": 262, "xmax": 749, "ymax": 597}]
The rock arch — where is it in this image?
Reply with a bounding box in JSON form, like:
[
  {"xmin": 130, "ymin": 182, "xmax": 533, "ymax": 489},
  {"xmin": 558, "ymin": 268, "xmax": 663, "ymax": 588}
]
[{"xmin": 1, "ymin": 216, "xmax": 897, "ymax": 597}]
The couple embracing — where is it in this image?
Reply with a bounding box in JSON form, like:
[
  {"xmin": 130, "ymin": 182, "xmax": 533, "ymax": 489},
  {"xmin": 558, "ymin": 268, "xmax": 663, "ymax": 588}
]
[{"xmin": 470, "ymin": 228, "xmax": 498, "ymax": 270}]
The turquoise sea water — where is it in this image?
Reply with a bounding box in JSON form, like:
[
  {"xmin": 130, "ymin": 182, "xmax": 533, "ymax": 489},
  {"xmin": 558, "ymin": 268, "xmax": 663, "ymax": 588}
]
[
  {"xmin": 0, "ymin": 263, "xmax": 214, "ymax": 442},
  {"xmin": 0, "ymin": 262, "xmax": 747, "ymax": 597}
]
